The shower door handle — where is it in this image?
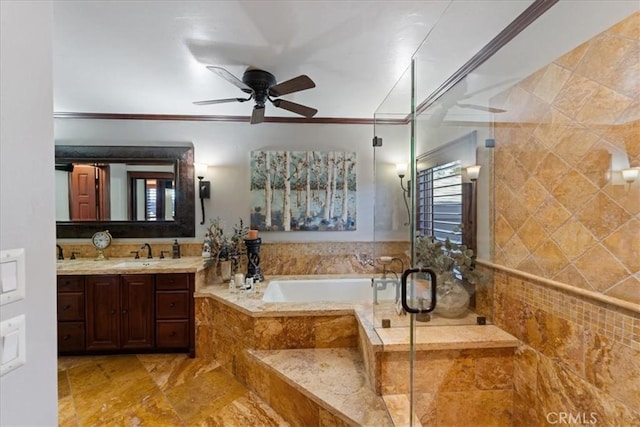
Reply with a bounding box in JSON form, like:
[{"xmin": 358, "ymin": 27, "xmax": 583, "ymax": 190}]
[{"xmin": 401, "ymin": 268, "xmax": 437, "ymax": 314}]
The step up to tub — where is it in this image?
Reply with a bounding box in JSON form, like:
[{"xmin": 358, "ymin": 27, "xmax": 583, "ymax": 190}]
[{"xmin": 246, "ymin": 348, "xmax": 394, "ymax": 427}]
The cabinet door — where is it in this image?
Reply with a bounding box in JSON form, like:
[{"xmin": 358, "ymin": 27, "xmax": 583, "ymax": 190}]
[
  {"xmin": 120, "ymin": 275, "xmax": 154, "ymax": 349},
  {"xmin": 58, "ymin": 322, "xmax": 85, "ymax": 353},
  {"xmin": 85, "ymin": 275, "xmax": 120, "ymax": 350}
]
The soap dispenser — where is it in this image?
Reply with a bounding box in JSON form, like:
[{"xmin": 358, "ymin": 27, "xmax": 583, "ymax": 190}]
[{"xmin": 172, "ymin": 239, "xmax": 181, "ymax": 259}]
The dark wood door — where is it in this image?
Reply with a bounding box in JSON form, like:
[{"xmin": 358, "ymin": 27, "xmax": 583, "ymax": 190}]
[
  {"xmin": 85, "ymin": 275, "xmax": 120, "ymax": 350},
  {"xmin": 120, "ymin": 275, "xmax": 154, "ymax": 349}
]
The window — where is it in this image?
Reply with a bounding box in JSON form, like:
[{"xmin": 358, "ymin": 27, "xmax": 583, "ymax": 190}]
[{"xmin": 416, "ymin": 160, "xmax": 462, "ymax": 243}]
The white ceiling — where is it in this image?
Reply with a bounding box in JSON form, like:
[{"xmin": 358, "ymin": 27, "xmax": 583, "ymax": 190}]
[
  {"xmin": 52, "ymin": 0, "xmax": 536, "ymax": 120},
  {"xmin": 52, "ymin": 1, "xmax": 637, "ymax": 121}
]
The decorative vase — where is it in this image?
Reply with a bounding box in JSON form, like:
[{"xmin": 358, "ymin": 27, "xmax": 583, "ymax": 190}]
[
  {"xmin": 434, "ymin": 277, "xmax": 470, "ymax": 318},
  {"xmin": 219, "ymin": 260, "xmax": 232, "ymax": 282}
]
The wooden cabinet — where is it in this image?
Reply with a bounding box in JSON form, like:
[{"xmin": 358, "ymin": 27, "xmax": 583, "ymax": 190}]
[
  {"xmin": 155, "ymin": 273, "xmax": 192, "ymax": 351},
  {"xmin": 57, "ymin": 276, "xmax": 85, "ymax": 353},
  {"xmin": 85, "ymin": 275, "xmax": 154, "ymax": 351},
  {"xmin": 57, "ymin": 272, "xmax": 194, "ymax": 356},
  {"xmin": 120, "ymin": 275, "xmax": 155, "ymax": 349}
]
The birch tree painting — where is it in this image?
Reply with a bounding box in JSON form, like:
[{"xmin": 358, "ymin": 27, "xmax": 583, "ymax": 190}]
[{"xmin": 250, "ymin": 150, "xmax": 356, "ymax": 231}]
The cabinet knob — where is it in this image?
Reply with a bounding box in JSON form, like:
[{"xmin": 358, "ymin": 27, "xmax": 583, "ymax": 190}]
[
  {"xmin": 122, "ymin": 309, "xmax": 128, "ymax": 314},
  {"xmin": 63, "ymin": 305, "xmax": 71, "ymax": 311},
  {"xmin": 169, "ymin": 302, "xmax": 175, "ymax": 308},
  {"xmin": 63, "ymin": 335, "xmax": 70, "ymax": 341},
  {"xmin": 110, "ymin": 309, "xmax": 117, "ymax": 315}
]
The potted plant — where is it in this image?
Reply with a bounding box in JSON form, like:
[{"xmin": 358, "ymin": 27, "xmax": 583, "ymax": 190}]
[
  {"xmin": 204, "ymin": 217, "xmax": 248, "ymax": 280},
  {"xmin": 414, "ymin": 231, "xmax": 480, "ymax": 318}
]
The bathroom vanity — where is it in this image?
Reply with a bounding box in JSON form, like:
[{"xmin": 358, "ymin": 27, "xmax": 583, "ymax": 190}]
[{"xmin": 56, "ymin": 257, "xmax": 205, "ymax": 357}]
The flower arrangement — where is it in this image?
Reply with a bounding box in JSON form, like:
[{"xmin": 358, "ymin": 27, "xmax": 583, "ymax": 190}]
[{"xmin": 203, "ymin": 217, "xmax": 248, "ymax": 268}]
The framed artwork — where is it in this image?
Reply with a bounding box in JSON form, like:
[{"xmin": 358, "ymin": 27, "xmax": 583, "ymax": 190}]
[{"xmin": 250, "ymin": 150, "xmax": 356, "ymax": 231}]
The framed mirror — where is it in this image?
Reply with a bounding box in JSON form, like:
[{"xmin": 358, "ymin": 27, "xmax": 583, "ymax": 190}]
[{"xmin": 55, "ymin": 145, "xmax": 195, "ymax": 238}]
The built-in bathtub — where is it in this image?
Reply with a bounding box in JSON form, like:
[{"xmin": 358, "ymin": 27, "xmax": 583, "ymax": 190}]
[
  {"xmin": 195, "ymin": 275, "xmax": 518, "ymax": 426},
  {"xmin": 262, "ymin": 277, "xmax": 397, "ymax": 303}
]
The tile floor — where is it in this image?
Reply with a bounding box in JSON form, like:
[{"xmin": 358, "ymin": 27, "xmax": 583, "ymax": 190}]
[{"xmin": 58, "ymin": 354, "xmax": 289, "ymax": 426}]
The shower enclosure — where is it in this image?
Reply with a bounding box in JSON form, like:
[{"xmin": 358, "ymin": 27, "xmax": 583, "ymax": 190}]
[{"xmin": 371, "ymin": 1, "xmax": 638, "ymax": 424}]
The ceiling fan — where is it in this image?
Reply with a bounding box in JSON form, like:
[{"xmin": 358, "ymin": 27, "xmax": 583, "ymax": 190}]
[{"xmin": 194, "ymin": 66, "xmax": 318, "ymax": 124}]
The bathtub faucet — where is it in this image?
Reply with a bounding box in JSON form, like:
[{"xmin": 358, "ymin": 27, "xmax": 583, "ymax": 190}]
[{"xmin": 377, "ymin": 256, "xmax": 404, "ymax": 279}]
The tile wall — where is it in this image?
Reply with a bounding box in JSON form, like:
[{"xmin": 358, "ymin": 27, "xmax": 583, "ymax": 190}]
[
  {"xmin": 493, "ymin": 12, "xmax": 639, "ymax": 304},
  {"xmin": 491, "ymin": 12, "xmax": 640, "ymax": 425}
]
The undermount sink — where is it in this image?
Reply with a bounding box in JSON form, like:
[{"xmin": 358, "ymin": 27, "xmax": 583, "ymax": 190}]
[{"xmin": 114, "ymin": 261, "xmax": 160, "ymax": 268}]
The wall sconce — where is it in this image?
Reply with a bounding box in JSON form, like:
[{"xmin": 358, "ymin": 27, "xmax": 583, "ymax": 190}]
[
  {"xmin": 466, "ymin": 165, "xmax": 481, "ymax": 182},
  {"xmin": 396, "ymin": 163, "xmax": 410, "ymax": 195},
  {"xmin": 621, "ymin": 168, "xmax": 639, "ymax": 184},
  {"xmin": 396, "ymin": 163, "xmax": 411, "ymax": 227},
  {"xmin": 195, "ymin": 163, "xmax": 210, "ymax": 225}
]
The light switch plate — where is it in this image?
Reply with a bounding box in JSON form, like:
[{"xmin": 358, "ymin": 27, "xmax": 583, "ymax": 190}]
[
  {"xmin": 1, "ymin": 248, "xmax": 26, "ymax": 306},
  {"xmin": 1, "ymin": 314, "xmax": 26, "ymax": 376}
]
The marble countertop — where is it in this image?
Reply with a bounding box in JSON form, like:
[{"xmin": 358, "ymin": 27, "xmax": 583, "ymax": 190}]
[{"xmin": 56, "ymin": 256, "xmax": 207, "ymax": 275}]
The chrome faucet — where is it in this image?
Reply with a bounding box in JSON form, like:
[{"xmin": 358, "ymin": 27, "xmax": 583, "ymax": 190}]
[
  {"xmin": 56, "ymin": 244, "xmax": 64, "ymax": 260},
  {"xmin": 140, "ymin": 243, "xmax": 153, "ymax": 259}
]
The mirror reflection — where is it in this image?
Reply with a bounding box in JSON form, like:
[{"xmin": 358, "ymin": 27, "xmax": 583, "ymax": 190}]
[
  {"xmin": 55, "ymin": 145, "xmax": 195, "ymax": 239},
  {"xmin": 55, "ymin": 162, "xmax": 176, "ymax": 222}
]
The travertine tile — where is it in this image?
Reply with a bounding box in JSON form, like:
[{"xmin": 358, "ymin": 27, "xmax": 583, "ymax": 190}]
[
  {"xmin": 533, "ymin": 196, "xmax": 572, "ymax": 235},
  {"xmin": 518, "ymin": 177, "xmax": 549, "ymax": 214},
  {"xmin": 554, "ymin": 40, "xmax": 590, "ymax": 70},
  {"xmin": 533, "ymin": 63, "xmax": 572, "ymax": 104},
  {"xmin": 551, "ymin": 169, "xmax": 599, "ymax": 212},
  {"xmin": 436, "ymin": 390, "xmax": 513, "ymax": 427},
  {"xmin": 532, "ymin": 240, "xmax": 570, "ymax": 278},
  {"xmin": 382, "ymin": 394, "xmax": 423, "ymax": 427},
  {"xmin": 576, "ymin": 84, "xmax": 634, "ymax": 125},
  {"xmin": 501, "ymin": 235, "xmax": 530, "ymax": 267},
  {"xmin": 533, "ymin": 152, "xmax": 569, "ymax": 192},
  {"xmin": 602, "ymin": 218, "xmax": 640, "ymax": 273},
  {"xmin": 553, "ymin": 125, "xmax": 600, "ymax": 167},
  {"xmin": 584, "ymin": 330, "xmax": 640, "ymax": 412},
  {"xmin": 577, "ymin": 192, "xmax": 632, "ymax": 239},
  {"xmin": 517, "ymin": 217, "xmax": 548, "ymax": 252},
  {"xmin": 57, "ymin": 395, "xmax": 77, "ymax": 427},
  {"xmin": 503, "ymin": 196, "xmax": 530, "ymax": 233},
  {"xmin": 605, "ymin": 276, "xmax": 640, "ymax": 305},
  {"xmin": 551, "ymin": 219, "xmax": 597, "ymax": 261},
  {"xmin": 575, "ymin": 34, "xmax": 636, "ymax": 84},
  {"xmin": 574, "ymin": 244, "xmax": 630, "ymax": 292},
  {"xmin": 533, "ymin": 108, "xmax": 572, "ymax": 150}
]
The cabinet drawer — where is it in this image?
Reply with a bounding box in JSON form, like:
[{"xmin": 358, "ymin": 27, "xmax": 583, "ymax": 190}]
[
  {"xmin": 156, "ymin": 320, "xmax": 189, "ymax": 348},
  {"xmin": 57, "ymin": 276, "xmax": 84, "ymax": 292},
  {"xmin": 156, "ymin": 291, "xmax": 189, "ymax": 318},
  {"xmin": 57, "ymin": 293, "xmax": 85, "ymax": 321},
  {"xmin": 58, "ymin": 322, "xmax": 85, "ymax": 353},
  {"xmin": 156, "ymin": 273, "xmax": 189, "ymax": 290}
]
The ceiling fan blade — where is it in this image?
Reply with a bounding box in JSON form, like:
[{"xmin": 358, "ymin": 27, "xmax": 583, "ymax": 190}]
[
  {"xmin": 269, "ymin": 75, "xmax": 315, "ymax": 97},
  {"xmin": 272, "ymin": 99, "xmax": 317, "ymax": 118},
  {"xmin": 250, "ymin": 106, "xmax": 265, "ymax": 124},
  {"xmin": 457, "ymin": 103, "xmax": 506, "ymax": 113},
  {"xmin": 206, "ymin": 66, "xmax": 252, "ymax": 92},
  {"xmin": 193, "ymin": 97, "xmax": 250, "ymax": 106}
]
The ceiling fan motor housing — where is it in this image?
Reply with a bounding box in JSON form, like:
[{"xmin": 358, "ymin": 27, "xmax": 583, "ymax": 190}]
[{"xmin": 242, "ymin": 69, "xmax": 276, "ymax": 106}]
